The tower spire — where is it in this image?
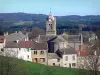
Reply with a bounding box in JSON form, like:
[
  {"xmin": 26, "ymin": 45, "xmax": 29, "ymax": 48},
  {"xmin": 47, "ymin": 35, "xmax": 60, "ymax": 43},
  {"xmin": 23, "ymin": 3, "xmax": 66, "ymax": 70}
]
[
  {"xmin": 50, "ymin": 8, "xmax": 51, "ymax": 13},
  {"xmin": 49, "ymin": 8, "xmax": 52, "ymax": 16}
]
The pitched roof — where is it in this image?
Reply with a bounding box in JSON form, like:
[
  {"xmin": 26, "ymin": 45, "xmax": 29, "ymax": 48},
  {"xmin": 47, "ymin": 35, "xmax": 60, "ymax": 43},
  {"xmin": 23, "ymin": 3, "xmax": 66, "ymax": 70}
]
[
  {"xmin": 59, "ymin": 33, "xmax": 81, "ymax": 43},
  {"xmin": 0, "ymin": 36, "xmax": 5, "ymax": 43},
  {"xmin": 5, "ymin": 32, "xmax": 28, "ymax": 41},
  {"xmin": 32, "ymin": 41, "xmax": 48, "ymax": 50},
  {"xmin": 19, "ymin": 41, "xmax": 33, "ymax": 48},
  {"xmin": 76, "ymin": 50, "xmax": 88, "ymax": 56},
  {"xmin": 48, "ymin": 53, "xmax": 61, "ymax": 59},
  {"xmin": 5, "ymin": 41, "xmax": 18, "ymax": 48},
  {"xmin": 5, "ymin": 41, "xmax": 33, "ymax": 48},
  {"xmin": 67, "ymin": 35, "xmax": 81, "ymax": 43},
  {"xmin": 34, "ymin": 35, "xmax": 57, "ymax": 42},
  {"xmin": 58, "ymin": 47, "xmax": 76, "ymax": 55},
  {"xmin": 64, "ymin": 48, "xmax": 76, "ymax": 54},
  {"xmin": 50, "ymin": 35, "xmax": 67, "ymax": 42}
]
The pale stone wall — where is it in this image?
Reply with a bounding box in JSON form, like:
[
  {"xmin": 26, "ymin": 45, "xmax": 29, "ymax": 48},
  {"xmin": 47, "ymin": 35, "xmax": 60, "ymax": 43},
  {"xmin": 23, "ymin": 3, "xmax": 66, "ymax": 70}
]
[
  {"xmin": 31, "ymin": 50, "xmax": 47, "ymax": 64},
  {"xmin": 68, "ymin": 42, "xmax": 81, "ymax": 50},
  {"xmin": 18, "ymin": 48, "xmax": 32, "ymax": 61},
  {"xmin": 48, "ymin": 59, "xmax": 62, "ymax": 66},
  {"xmin": 62, "ymin": 54, "xmax": 77, "ymax": 68},
  {"xmin": 46, "ymin": 13, "xmax": 56, "ymax": 36}
]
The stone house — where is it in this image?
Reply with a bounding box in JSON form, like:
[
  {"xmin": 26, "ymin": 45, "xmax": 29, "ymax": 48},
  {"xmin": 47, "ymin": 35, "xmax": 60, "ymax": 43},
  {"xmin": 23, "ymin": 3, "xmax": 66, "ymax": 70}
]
[
  {"xmin": 31, "ymin": 41, "xmax": 48, "ymax": 64},
  {"xmin": 48, "ymin": 53, "xmax": 62, "ymax": 66},
  {"xmin": 3, "ymin": 40, "xmax": 32, "ymax": 61},
  {"xmin": 62, "ymin": 48, "xmax": 77, "ymax": 68}
]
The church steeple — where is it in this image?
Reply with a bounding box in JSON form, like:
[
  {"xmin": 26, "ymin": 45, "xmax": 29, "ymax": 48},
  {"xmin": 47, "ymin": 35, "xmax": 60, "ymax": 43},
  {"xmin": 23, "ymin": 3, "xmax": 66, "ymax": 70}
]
[{"xmin": 46, "ymin": 11, "xmax": 56, "ymax": 36}]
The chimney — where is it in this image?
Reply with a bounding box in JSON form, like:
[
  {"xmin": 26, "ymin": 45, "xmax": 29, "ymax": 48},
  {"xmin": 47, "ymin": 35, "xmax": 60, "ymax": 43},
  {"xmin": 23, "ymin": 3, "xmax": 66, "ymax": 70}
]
[
  {"xmin": 16, "ymin": 40, "xmax": 19, "ymax": 43},
  {"xmin": 15, "ymin": 31, "xmax": 17, "ymax": 33},
  {"xmin": 94, "ymin": 51, "xmax": 97, "ymax": 55},
  {"xmin": 38, "ymin": 35, "xmax": 40, "ymax": 43},
  {"xmin": 4, "ymin": 32, "xmax": 8, "ymax": 36}
]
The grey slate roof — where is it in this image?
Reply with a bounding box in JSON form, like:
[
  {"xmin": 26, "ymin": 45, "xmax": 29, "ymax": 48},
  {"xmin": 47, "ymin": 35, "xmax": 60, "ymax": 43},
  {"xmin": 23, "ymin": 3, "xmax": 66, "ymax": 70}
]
[
  {"xmin": 5, "ymin": 32, "xmax": 28, "ymax": 41},
  {"xmin": 32, "ymin": 41, "xmax": 48, "ymax": 50},
  {"xmin": 5, "ymin": 41, "xmax": 18, "ymax": 48},
  {"xmin": 34, "ymin": 35, "xmax": 57, "ymax": 42},
  {"xmin": 5, "ymin": 41, "xmax": 33, "ymax": 48},
  {"xmin": 57, "ymin": 46, "xmax": 76, "ymax": 55},
  {"xmin": 64, "ymin": 48, "xmax": 76, "ymax": 54},
  {"xmin": 34, "ymin": 33, "xmax": 81, "ymax": 43},
  {"xmin": 50, "ymin": 35, "xmax": 67, "ymax": 42},
  {"xmin": 67, "ymin": 35, "xmax": 81, "ymax": 43},
  {"xmin": 48, "ymin": 53, "xmax": 61, "ymax": 59}
]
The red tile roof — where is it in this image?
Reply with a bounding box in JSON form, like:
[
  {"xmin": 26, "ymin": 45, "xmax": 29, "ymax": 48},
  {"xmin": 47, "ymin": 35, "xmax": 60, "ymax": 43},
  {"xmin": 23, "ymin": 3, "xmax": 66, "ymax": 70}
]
[
  {"xmin": 76, "ymin": 50, "xmax": 88, "ymax": 56},
  {"xmin": 19, "ymin": 41, "xmax": 33, "ymax": 48},
  {"xmin": 5, "ymin": 40, "xmax": 48, "ymax": 50}
]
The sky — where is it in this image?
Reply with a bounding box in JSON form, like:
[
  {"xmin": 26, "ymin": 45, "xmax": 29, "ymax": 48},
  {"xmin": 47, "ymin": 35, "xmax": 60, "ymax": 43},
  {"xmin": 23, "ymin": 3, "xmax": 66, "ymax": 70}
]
[{"xmin": 0, "ymin": 0, "xmax": 100, "ymax": 16}]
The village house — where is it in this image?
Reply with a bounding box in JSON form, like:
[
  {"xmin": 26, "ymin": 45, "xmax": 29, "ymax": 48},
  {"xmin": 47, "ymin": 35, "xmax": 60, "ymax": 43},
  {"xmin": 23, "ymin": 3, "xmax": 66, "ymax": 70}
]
[
  {"xmin": 0, "ymin": 36, "xmax": 6, "ymax": 55},
  {"xmin": 48, "ymin": 53, "xmax": 62, "ymax": 66},
  {"xmin": 31, "ymin": 41, "xmax": 48, "ymax": 64},
  {"xmin": 62, "ymin": 48, "xmax": 77, "ymax": 68},
  {"xmin": 3, "ymin": 40, "xmax": 32, "ymax": 61}
]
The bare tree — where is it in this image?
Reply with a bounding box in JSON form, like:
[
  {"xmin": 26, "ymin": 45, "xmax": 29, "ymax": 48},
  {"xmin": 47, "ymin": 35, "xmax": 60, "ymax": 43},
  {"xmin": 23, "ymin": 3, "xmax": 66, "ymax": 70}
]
[{"xmin": 78, "ymin": 31, "xmax": 100, "ymax": 75}]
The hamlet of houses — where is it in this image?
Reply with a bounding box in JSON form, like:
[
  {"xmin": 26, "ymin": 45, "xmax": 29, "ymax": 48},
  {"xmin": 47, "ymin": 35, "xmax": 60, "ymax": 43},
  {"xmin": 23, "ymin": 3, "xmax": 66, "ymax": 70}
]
[{"xmin": 0, "ymin": 12, "xmax": 97, "ymax": 68}]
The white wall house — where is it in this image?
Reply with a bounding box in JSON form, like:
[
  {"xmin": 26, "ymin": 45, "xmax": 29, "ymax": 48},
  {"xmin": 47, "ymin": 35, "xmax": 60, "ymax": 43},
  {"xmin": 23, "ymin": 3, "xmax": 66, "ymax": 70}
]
[
  {"xmin": 3, "ymin": 41, "xmax": 32, "ymax": 61},
  {"xmin": 0, "ymin": 36, "xmax": 6, "ymax": 55},
  {"xmin": 18, "ymin": 48, "xmax": 32, "ymax": 61},
  {"xmin": 62, "ymin": 48, "xmax": 77, "ymax": 68}
]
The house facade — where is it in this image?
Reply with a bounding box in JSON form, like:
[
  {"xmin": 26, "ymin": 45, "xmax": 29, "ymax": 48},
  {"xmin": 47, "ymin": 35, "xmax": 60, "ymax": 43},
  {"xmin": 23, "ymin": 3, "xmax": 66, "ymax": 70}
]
[
  {"xmin": 62, "ymin": 48, "xmax": 77, "ymax": 68},
  {"xmin": 48, "ymin": 53, "xmax": 62, "ymax": 66},
  {"xmin": 3, "ymin": 41, "xmax": 32, "ymax": 61},
  {"xmin": 31, "ymin": 41, "xmax": 48, "ymax": 64}
]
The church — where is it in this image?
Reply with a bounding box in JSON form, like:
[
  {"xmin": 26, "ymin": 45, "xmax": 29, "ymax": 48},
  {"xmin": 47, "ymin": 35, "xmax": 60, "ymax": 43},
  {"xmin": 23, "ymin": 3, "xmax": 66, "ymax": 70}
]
[{"xmin": 34, "ymin": 11, "xmax": 83, "ymax": 57}]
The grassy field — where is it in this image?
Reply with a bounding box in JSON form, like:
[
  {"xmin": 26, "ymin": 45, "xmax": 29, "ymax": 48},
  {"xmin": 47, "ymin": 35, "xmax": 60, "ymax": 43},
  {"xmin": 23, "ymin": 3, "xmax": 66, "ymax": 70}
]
[{"xmin": 0, "ymin": 56, "xmax": 88, "ymax": 75}]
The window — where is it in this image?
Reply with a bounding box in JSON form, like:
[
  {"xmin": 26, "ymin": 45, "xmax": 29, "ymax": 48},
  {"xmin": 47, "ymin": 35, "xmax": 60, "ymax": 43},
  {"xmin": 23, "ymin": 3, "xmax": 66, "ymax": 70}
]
[
  {"xmin": 57, "ymin": 59, "xmax": 60, "ymax": 62},
  {"xmin": 72, "ymin": 56, "xmax": 75, "ymax": 60},
  {"xmin": 59, "ymin": 64, "xmax": 60, "ymax": 66},
  {"xmin": 19, "ymin": 48, "xmax": 21, "ymax": 50},
  {"xmin": 27, "ymin": 48, "xmax": 29, "ymax": 52},
  {"xmin": 40, "ymin": 58, "xmax": 45, "ymax": 62},
  {"xmin": 34, "ymin": 51, "xmax": 37, "ymax": 55},
  {"xmin": 53, "ymin": 63, "xmax": 55, "ymax": 66},
  {"xmin": 65, "ymin": 56, "xmax": 68, "ymax": 61},
  {"xmin": 40, "ymin": 51, "xmax": 44, "ymax": 54},
  {"xmin": 1, "ymin": 48, "xmax": 4, "ymax": 52},
  {"xmin": 69, "ymin": 63, "xmax": 71, "ymax": 68},
  {"xmin": 51, "ymin": 24, "xmax": 52, "ymax": 29},
  {"xmin": 27, "ymin": 55, "xmax": 29, "ymax": 59},
  {"xmin": 72, "ymin": 63, "xmax": 76, "ymax": 66}
]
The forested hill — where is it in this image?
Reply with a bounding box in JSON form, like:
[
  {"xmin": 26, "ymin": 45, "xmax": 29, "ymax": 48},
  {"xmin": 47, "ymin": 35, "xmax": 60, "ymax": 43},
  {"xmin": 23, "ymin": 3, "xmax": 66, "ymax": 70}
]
[
  {"xmin": 0, "ymin": 13, "xmax": 100, "ymax": 28},
  {"xmin": 0, "ymin": 13, "xmax": 100, "ymax": 22}
]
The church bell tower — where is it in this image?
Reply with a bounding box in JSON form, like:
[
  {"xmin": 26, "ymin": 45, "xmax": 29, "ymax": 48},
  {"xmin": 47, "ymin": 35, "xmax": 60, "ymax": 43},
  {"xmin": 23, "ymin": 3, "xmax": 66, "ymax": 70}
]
[{"xmin": 46, "ymin": 12, "xmax": 56, "ymax": 36}]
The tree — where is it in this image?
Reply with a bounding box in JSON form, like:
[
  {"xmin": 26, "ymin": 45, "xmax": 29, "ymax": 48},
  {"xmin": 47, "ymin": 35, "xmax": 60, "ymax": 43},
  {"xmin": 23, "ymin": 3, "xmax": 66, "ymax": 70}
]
[
  {"xmin": 28, "ymin": 27, "xmax": 45, "ymax": 40},
  {"xmin": 78, "ymin": 31, "xmax": 100, "ymax": 75}
]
